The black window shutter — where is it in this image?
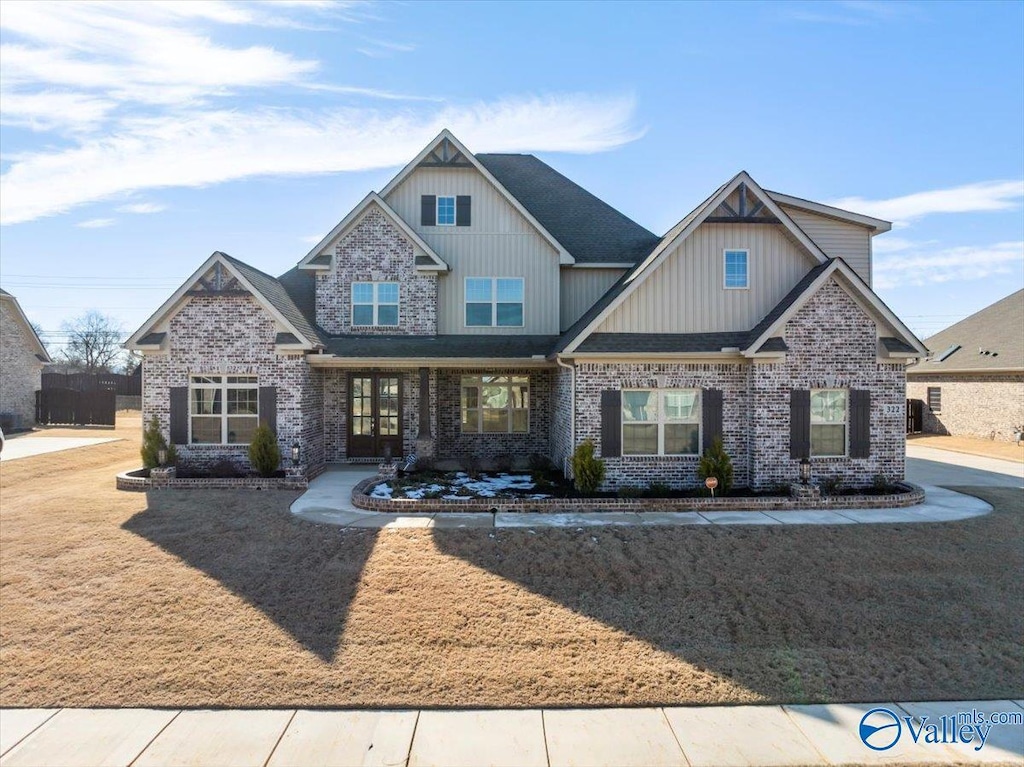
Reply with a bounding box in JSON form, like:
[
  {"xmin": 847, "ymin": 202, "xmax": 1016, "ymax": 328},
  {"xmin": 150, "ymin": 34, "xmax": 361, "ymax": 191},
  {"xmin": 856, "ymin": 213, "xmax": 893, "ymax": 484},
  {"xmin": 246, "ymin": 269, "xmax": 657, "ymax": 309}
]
[
  {"xmin": 169, "ymin": 387, "xmax": 188, "ymax": 445},
  {"xmin": 259, "ymin": 386, "xmax": 277, "ymax": 436},
  {"xmin": 600, "ymin": 389, "xmax": 621, "ymax": 458},
  {"xmin": 790, "ymin": 389, "xmax": 810, "ymax": 459},
  {"xmin": 849, "ymin": 389, "xmax": 871, "ymax": 458},
  {"xmin": 420, "ymin": 195, "xmax": 436, "ymax": 226},
  {"xmin": 456, "ymin": 195, "xmax": 471, "ymax": 226},
  {"xmin": 702, "ymin": 388, "xmax": 723, "ymax": 451}
]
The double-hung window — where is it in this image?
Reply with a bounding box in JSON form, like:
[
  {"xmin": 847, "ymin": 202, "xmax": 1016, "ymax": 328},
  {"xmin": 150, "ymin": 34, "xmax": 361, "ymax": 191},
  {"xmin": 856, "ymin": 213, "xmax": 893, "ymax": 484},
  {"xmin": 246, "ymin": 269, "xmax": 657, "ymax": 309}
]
[
  {"xmin": 465, "ymin": 277, "xmax": 524, "ymax": 327},
  {"xmin": 724, "ymin": 249, "xmax": 749, "ymax": 289},
  {"xmin": 352, "ymin": 282, "xmax": 399, "ymax": 327},
  {"xmin": 810, "ymin": 389, "xmax": 847, "ymax": 456},
  {"xmin": 436, "ymin": 196, "xmax": 456, "ymax": 226},
  {"xmin": 189, "ymin": 375, "xmax": 258, "ymax": 445},
  {"xmin": 622, "ymin": 389, "xmax": 701, "ymax": 455},
  {"xmin": 461, "ymin": 375, "xmax": 529, "ymax": 433}
]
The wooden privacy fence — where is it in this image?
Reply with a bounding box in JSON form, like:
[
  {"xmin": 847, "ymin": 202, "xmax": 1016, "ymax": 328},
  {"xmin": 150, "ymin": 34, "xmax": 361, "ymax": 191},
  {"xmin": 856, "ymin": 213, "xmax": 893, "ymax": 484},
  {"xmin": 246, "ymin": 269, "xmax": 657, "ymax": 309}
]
[
  {"xmin": 41, "ymin": 371, "xmax": 141, "ymax": 396},
  {"xmin": 36, "ymin": 388, "xmax": 116, "ymax": 426},
  {"xmin": 906, "ymin": 398, "xmax": 923, "ymax": 435}
]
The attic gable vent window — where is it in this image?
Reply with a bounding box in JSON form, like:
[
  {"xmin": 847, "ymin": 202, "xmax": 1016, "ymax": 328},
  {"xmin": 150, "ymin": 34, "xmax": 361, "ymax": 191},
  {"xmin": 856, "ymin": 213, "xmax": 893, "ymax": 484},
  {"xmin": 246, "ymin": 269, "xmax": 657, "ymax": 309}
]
[
  {"xmin": 421, "ymin": 195, "xmax": 471, "ymax": 226},
  {"xmin": 437, "ymin": 196, "xmax": 456, "ymax": 226},
  {"xmin": 724, "ymin": 249, "xmax": 749, "ymax": 289}
]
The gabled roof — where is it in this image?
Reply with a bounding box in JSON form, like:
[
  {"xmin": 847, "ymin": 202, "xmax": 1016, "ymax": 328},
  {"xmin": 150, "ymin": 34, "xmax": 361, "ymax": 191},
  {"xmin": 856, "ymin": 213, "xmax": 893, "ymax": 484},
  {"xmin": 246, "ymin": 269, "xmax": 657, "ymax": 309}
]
[
  {"xmin": 0, "ymin": 288, "xmax": 52, "ymax": 363},
  {"xmin": 298, "ymin": 193, "xmax": 448, "ymax": 271},
  {"xmin": 378, "ymin": 129, "xmax": 574, "ymax": 264},
  {"xmin": 907, "ymin": 289, "xmax": 1023, "ymax": 374},
  {"xmin": 125, "ymin": 252, "xmax": 324, "ymax": 351},
  {"xmin": 767, "ymin": 190, "xmax": 892, "ymax": 234},
  {"xmin": 475, "ymin": 154, "xmax": 662, "ymax": 264},
  {"xmin": 557, "ymin": 171, "xmax": 830, "ymax": 354}
]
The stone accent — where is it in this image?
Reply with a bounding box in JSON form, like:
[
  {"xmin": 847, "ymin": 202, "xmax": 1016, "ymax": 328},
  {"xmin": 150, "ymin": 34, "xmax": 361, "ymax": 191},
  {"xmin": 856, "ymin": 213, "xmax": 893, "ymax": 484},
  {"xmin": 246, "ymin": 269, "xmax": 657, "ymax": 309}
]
[
  {"xmin": 749, "ymin": 279, "xmax": 906, "ymax": 490},
  {"xmin": 315, "ymin": 208, "xmax": 437, "ymax": 335},
  {"xmin": 574, "ymin": 361, "xmax": 750, "ymax": 490},
  {"xmin": 141, "ymin": 293, "xmax": 323, "ymax": 475},
  {"xmin": 550, "ymin": 365, "xmax": 574, "ymax": 474},
  {"xmin": 907, "ymin": 373, "xmax": 1024, "ymax": 442},
  {"xmin": 352, "ymin": 477, "xmax": 925, "ymax": 513},
  {"xmin": 0, "ymin": 298, "xmax": 45, "ymax": 428},
  {"xmin": 436, "ymin": 368, "xmax": 553, "ymax": 460}
]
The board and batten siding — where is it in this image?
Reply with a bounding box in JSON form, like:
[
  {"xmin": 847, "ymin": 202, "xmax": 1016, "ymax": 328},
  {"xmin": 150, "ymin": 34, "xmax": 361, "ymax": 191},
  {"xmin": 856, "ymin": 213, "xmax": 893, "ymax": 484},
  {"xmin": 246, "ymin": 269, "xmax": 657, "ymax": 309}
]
[
  {"xmin": 596, "ymin": 223, "xmax": 815, "ymax": 334},
  {"xmin": 780, "ymin": 205, "xmax": 873, "ymax": 285},
  {"xmin": 560, "ymin": 267, "xmax": 626, "ymax": 331},
  {"xmin": 385, "ymin": 166, "xmax": 561, "ymax": 334}
]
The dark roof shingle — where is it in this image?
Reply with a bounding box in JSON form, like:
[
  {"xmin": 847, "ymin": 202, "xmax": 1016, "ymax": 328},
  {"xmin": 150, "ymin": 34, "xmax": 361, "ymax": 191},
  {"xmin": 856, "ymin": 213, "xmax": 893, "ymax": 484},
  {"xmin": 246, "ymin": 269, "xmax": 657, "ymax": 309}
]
[
  {"xmin": 908, "ymin": 289, "xmax": 1023, "ymax": 373},
  {"xmin": 325, "ymin": 334, "xmax": 558, "ymax": 359}
]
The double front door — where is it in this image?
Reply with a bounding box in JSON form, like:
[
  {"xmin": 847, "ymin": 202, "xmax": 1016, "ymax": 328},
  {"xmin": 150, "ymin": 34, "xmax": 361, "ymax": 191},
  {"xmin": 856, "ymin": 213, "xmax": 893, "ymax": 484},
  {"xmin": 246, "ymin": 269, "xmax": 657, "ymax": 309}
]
[{"xmin": 348, "ymin": 373, "xmax": 402, "ymax": 459}]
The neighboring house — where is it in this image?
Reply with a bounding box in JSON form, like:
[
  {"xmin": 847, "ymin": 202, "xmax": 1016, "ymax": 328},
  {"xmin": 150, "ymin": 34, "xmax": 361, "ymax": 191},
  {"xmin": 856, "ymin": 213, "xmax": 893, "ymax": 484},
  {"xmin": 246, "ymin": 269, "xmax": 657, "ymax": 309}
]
[
  {"xmin": 906, "ymin": 289, "xmax": 1024, "ymax": 442},
  {"xmin": 0, "ymin": 288, "xmax": 52, "ymax": 430},
  {"xmin": 127, "ymin": 130, "xmax": 926, "ymax": 490}
]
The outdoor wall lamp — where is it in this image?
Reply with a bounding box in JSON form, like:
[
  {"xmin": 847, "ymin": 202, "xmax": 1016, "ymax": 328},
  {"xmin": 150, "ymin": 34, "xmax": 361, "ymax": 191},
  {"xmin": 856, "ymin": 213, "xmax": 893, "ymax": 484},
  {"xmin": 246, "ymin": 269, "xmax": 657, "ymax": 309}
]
[
  {"xmin": 799, "ymin": 457, "xmax": 811, "ymax": 485},
  {"xmin": 291, "ymin": 443, "xmax": 300, "ymax": 466}
]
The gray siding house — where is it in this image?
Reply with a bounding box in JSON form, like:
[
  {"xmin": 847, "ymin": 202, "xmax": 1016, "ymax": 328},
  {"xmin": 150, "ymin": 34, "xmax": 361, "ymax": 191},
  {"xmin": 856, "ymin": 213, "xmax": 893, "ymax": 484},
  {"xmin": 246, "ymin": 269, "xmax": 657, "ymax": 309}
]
[
  {"xmin": 0, "ymin": 288, "xmax": 52, "ymax": 430},
  {"xmin": 127, "ymin": 131, "xmax": 926, "ymax": 489},
  {"xmin": 907, "ymin": 289, "xmax": 1024, "ymax": 442}
]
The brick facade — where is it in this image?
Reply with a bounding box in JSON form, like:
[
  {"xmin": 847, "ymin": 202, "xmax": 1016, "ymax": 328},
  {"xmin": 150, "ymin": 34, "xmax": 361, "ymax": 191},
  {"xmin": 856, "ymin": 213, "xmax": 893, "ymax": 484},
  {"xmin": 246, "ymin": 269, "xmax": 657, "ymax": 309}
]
[
  {"xmin": 315, "ymin": 208, "xmax": 437, "ymax": 335},
  {"xmin": 907, "ymin": 373, "xmax": 1024, "ymax": 442},
  {"xmin": 0, "ymin": 298, "xmax": 45, "ymax": 428},
  {"xmin": 142, "ymin": 293, "xmax": 321, "ymax": 473}
]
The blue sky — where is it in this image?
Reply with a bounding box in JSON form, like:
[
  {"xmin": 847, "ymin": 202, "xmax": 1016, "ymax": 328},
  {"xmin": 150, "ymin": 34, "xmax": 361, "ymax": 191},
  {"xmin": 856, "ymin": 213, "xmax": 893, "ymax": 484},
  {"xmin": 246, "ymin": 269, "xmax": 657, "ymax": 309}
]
[{"xmin": 1, "ymin": 0, "xmax": 1022, "ymax": 354}]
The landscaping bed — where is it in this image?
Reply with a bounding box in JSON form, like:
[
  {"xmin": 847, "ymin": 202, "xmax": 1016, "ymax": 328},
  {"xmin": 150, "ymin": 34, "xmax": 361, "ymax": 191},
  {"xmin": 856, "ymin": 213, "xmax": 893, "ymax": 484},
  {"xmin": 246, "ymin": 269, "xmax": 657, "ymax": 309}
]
[{"xmin": 116, "ymin": 468, "xmax": 308, "ymax": 491}]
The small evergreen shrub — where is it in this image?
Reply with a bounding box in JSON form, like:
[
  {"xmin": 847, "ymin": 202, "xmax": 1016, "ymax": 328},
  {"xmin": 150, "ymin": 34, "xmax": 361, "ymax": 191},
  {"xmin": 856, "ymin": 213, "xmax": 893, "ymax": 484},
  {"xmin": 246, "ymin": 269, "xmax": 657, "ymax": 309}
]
[
  {"xmin": 698, "ymin": 437, "xmax": 734, "ymax": 496},
  {"xmin": 248, "ymin": 424, "xmax": 281, "ymax": 478},
  {"xmin": 570, "ymin": 439, "xmax": 605, "ymax": 496},
  {"xmin": 617, "ymin": 485, "xmax": 643, "ymax": 498},
  {"xmin": 821, "ymin": 475, "xmax": 843, "ymax": 496},
  {"xmin": 140, "ymin": 416, "xmax": 176, "ymax": 469},
  {"xmin": 645, "ymin": 482, "xmax": 673, "ymax": 498},
  {"xmin": 872, "ymin": 474, "xmax": 891, "ymax": 493}
]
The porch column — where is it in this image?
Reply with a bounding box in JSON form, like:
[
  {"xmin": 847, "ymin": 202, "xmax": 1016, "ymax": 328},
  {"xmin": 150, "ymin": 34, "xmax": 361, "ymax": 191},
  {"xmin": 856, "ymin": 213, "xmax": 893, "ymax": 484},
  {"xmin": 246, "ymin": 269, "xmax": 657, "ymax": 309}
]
[{"xmin": 415, "ymin": 366, "xmax": 436, "ymax": 458}]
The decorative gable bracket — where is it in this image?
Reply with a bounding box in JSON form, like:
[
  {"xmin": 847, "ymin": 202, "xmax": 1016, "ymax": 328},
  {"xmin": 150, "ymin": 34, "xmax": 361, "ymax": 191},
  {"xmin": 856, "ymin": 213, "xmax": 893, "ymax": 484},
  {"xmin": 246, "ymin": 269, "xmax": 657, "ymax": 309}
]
[
  {"xmin": 417, "ymin": 136, "xmax": 473, "ymax": 168},
  {"xmin": 705, "ymin": 182, "xmax": 779, "ymax": 224}
]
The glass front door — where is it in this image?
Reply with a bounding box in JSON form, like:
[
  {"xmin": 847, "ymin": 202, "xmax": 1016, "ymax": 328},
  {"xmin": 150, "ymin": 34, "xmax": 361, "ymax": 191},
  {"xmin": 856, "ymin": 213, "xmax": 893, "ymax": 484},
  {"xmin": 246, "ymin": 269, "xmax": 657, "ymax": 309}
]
[{"xmin": 348, "ymin": 373, "xmax": 402, "ymax": 459}]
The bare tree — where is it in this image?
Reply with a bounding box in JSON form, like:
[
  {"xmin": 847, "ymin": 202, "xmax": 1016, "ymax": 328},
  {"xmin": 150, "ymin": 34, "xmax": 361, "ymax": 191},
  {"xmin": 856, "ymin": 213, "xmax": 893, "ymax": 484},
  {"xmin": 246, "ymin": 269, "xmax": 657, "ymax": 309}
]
[
  {"xmin": 60, "ymin": 311, "xmax": 124, "ymax": 372},
  {"xmin": 30, "ymin": 322, "xmax": 48, "ymax": 353}
]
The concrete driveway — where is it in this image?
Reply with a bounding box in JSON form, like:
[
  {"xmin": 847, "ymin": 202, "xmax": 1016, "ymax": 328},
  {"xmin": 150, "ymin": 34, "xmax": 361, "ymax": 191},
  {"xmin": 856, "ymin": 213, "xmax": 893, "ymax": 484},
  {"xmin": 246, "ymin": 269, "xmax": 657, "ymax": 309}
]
[
  {"xmin": 0, "ymin": 435, "xmax": 120, "ymax": 462},
  {"xmin": 907, "ymin": 444, "xmax": 1024, "ymax": 489}
]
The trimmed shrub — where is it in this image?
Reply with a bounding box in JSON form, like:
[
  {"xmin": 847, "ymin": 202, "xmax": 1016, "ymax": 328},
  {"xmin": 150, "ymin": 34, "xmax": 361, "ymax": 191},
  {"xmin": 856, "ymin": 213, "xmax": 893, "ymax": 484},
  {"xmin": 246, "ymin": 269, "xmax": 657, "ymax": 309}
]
[
  {"xmin": 698, "ymin": 437, "xmax": 734, "ymax": 496},
  {"xmin": 248, "ymin": 424, "xmax": 281, "ymax": 478},
  {"xmin": 570, "ymin": 439, "xmax": 605, "ymax": 496},
  {"xmin": 140, "ymin": 416, "xmax": 176, "ymax": 469}
]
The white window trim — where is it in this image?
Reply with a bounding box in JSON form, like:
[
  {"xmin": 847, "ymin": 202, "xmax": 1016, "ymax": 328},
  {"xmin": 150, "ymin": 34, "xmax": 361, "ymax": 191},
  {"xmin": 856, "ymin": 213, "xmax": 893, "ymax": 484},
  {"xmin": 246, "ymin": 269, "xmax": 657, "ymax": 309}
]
[
  {"xmin": 188, "ymin": 374, "xmax": 259, "ymax": 446},
  {"xmin": 621, "ymin": 388, "xmax": 702, "ymax": 456},
  {"xmin": 810, "ymin": 388, "xmax": 849, "ymax": 458},
  {"xmin": 723, "ymin": 248, "xmax": 750, "ymax": 290},
  {"xmin": 459, "ymin": 375, "xmax": 530, "ymax": 434},
  {"xmin": 351, "ymin": 281, "xmax": 400, "ymax": 328},
  {"xmin": 436, "ymin": 195, "xmax": 457, "ymax": 227},
  {"xmin": 464, "ymin": 277, "xmax": 525, "ymax": 328}
]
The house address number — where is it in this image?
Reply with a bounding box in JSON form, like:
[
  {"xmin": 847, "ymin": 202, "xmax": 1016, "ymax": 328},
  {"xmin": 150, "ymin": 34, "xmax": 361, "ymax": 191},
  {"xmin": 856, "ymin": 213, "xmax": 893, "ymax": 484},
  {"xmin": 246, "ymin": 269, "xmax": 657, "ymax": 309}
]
[{"xmin": 881, "ymin": 404, "xmax": 903, "ymax": 416}]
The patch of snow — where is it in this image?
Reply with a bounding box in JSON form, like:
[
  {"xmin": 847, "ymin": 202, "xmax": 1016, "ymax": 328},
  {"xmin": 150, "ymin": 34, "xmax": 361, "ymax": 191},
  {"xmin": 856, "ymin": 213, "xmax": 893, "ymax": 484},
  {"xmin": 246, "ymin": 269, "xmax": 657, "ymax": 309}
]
[
  {"xmin": 441, "ymin": 494, "xmax": 472, "ymax": 501},
  {"xmin": 404, "ymin": 483, "xmax": 443, "ymax": 499},
  {"xmin": 371, "ymin": 483, "xmax": 393, "ymax": 499}
]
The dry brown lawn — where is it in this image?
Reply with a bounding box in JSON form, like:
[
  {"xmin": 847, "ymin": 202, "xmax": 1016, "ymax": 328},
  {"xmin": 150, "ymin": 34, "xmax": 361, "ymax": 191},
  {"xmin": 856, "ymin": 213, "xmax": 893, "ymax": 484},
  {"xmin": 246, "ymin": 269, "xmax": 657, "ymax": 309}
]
[
  {"xmin": 1, "ymin": 428, "xmax": 1021, "ymax": 709},
  {"xmin": 908, "ymin": 433, "xmax": 1024, "ymax": 463}
]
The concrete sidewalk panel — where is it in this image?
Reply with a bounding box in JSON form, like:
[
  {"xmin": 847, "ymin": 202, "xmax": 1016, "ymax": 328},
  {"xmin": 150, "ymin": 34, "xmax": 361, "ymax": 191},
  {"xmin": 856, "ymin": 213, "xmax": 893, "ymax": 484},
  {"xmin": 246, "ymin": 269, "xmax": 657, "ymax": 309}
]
[
  {"xmin": 544, "ymin": 708, "xmax": 686, "ymax": 766},
  {"xmin": 897, "ymin": 700, "xmax": 1024, "ymax": 765},
  {"xmin": 408, "ymin": 709, "xmax": 546, "ymax": 767},
  {"xmin": 784, "ymin": 703, "xmax": 955, "ymax": 764},
  {"xmin": 431, "ymin": 513, "xmax": 495, "ymax": 528},
  {"xmin": 763, "ymin": 510, "xmax": 856, "ymax": 525},
  {"xmin": 1, "ymin": 708, "xmax": 177, "ymax": 767},
  {"xmin": 701, "ymin": 511, "xmax": 781, "ymax": 525},
  {"xmin": 633, "ymin": 512, "xmax": 709, "ymax": 525},
  {"xmin": 267, "ymin": 710, "xmax": 417, "ymax": 767},
  {"xmin": 132, "ymin": 709, "xmax": 293, "ymax": 767},
  {"xmin": 663, "ymin": 705, "xmax": 825, "ymax": 766},
  {"xmin": 0, "ymin": 710, "xmax": 58, "ymax": 758}
]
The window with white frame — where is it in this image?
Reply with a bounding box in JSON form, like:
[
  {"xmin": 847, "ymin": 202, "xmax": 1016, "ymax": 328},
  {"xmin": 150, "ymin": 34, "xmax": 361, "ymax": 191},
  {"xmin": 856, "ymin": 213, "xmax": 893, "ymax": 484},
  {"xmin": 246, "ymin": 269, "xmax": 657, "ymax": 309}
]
[
  {"xmin": 437, "ymin": 196, "xmax": 456, "ymax": 226},
  {"xmin": 189, "ymin": 375, "xmax": 258, "ymax": 445},
  {"xmin": 465, "ymin": 277, "xmax": 524, "ymax": 327},
  {"xmin": 352, "ymin": 282, "xmax": 399, "ymax": 327},
  {"xmin": 724, "ymin": 249, "xmax": 749, "ymax": 289},
  {"xmin": 810, "ymin": 389, "xmax": 847, "ymax": 456},
  {"xmin": 621, "ymin": 389, "xmax": 701, "ymax": 455},
  {"xmin": 461, "ymin": 375, "xmax": 529, "ymax": 433}
]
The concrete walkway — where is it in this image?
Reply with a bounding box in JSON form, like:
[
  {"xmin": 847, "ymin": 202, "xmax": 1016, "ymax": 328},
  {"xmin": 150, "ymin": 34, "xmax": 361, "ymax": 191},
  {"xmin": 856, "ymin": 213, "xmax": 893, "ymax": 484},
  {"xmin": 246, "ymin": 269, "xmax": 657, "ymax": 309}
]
[
  {"xmin": 0, "ymin": 435, "xmax": 121, "ymax": 462},
  {"xmin": 906, "ymin": 444, "xmax": 1024, "ymax": 489},
  {"xmin": 290, "ymin": 467, "xmax": 993, "ymax": 529},
  {"xmin": 2, "ymin": 700, "xmax": 1021, "ymax": 766}
]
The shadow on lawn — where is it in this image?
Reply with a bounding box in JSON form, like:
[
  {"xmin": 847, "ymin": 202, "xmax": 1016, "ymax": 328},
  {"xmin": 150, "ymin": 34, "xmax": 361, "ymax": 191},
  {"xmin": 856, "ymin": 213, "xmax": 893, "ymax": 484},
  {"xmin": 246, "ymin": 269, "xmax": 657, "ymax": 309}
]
[
  {"xmin": 122, "ymin": 490, "xmax": 378, "ymax": 662},
  {"xmin": 432, "ymin": 486, "xmax": 1024, "ymax": 704}
]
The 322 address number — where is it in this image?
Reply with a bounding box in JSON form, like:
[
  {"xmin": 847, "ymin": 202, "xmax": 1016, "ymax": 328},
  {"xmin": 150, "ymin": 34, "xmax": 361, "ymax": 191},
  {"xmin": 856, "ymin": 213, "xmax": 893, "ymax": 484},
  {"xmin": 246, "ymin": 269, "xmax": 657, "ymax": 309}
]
[{"xmin": 881, "ymin": 404, "xmax": 903, "ymax": 416}]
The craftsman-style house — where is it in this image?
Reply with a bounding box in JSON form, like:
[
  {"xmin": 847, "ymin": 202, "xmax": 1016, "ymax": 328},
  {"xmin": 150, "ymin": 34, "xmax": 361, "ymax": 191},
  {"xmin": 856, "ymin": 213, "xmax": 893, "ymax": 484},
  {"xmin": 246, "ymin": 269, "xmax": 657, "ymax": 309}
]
[{"xmin": 127, "ymin": 130, "xmax": 926, "ymax": 489}]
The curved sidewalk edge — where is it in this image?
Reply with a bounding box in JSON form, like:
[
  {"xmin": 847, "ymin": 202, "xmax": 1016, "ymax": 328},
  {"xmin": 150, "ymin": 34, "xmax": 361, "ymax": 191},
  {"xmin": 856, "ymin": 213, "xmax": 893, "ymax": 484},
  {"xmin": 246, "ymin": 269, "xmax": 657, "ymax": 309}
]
[{"xmin": 289, "ymin": 470, "xmax": 993, "ymax": 529}]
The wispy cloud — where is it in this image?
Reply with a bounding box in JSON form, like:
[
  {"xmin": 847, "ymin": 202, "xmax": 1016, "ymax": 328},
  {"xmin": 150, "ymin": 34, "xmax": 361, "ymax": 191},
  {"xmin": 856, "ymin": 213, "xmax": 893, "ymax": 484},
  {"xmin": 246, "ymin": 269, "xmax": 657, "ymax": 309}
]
[
  {"xmin": 76, "ymin": 217, "xmax": 116, "ymax": 228},
  {"xmin": 829, "ymin": 180, "xmax": 1024, "ymax": 226},
  {"xmin": 1, "ymin": 96, "xmax": 641, "ymax": 224},
  {"xmin": 300, "ymin": 234, "xmax": 323, "ymax": 244},
  {"xmin": 787, "ymin": 0, "xmax": 922, "ymax": 26},
  {"xmin": 117, "ymin": 202, "xmax": 166, "ymax": 214},
  {"xmin": 356, "ymin": 38, "xmax": 416, "ymax": 58},
  {"xmin": 874, "ymin": 240, "xmax": 1024, "ymax": 290}
]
